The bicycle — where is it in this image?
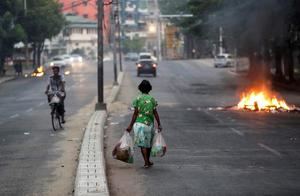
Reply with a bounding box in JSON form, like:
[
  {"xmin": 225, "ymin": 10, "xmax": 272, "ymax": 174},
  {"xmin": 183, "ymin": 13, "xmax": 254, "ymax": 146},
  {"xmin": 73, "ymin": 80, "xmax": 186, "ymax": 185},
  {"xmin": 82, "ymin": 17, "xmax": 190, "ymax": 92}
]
[{"xmin": 47, "ymin": 91, "xmax": 64, "ymax": 131}]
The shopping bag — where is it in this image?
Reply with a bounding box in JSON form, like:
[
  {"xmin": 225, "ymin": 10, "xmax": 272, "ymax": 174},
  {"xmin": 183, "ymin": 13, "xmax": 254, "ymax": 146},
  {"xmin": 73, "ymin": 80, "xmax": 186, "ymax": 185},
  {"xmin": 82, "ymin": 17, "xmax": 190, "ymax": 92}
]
[
  {"xmin": 112, "ymin": 131, "xmax": 134, "ymax": 163},
  {"xmin": 151, "ymin": 131, "xmax": 167, "ymax": 157}
]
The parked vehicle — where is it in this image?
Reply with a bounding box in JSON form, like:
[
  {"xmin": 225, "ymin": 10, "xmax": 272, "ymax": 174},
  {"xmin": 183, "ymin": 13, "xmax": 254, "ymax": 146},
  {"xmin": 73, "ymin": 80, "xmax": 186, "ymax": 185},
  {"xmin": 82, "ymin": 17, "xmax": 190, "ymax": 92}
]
[
  {"xmin": 214, "ymin": 53, "xmax": 234, "ymax": 68},
  {"xmin": 136, "ymin": 59, "xmax": 157, "ymax": 77}
]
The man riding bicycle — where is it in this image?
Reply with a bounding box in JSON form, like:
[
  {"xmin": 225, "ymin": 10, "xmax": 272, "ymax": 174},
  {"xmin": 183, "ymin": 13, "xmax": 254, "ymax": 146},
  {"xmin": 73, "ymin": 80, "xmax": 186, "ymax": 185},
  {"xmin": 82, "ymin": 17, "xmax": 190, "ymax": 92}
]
[{"xmin": 45, "ymin": 66, "xmax": 66, "ymax": 123}]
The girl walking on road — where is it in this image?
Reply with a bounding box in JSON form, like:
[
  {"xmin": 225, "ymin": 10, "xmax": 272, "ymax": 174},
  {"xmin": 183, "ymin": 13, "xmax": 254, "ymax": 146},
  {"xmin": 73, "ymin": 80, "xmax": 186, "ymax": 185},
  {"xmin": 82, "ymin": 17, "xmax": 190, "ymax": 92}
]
[{"xmin": 126, "ymin": 80, "xmax": 162, "ymax": 168}]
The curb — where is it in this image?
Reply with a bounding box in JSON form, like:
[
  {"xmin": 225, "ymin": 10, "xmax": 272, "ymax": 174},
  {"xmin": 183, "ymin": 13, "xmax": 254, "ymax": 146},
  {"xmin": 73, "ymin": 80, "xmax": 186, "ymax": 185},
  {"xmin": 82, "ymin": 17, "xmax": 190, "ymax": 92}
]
[
  {"xmin": 0, "ymin": 76, "xmax": 15, "ymax": 85},
  {"xmin": 74, "ymin": 111, "xmax": 108, "ymax": 196},
  {"xmin": 74, "ymin": 71, "xmax": 124, "ymax": 196},
  {"xmin": 107, "ymin": 72, "xmax": 124, "ymax": 110}
]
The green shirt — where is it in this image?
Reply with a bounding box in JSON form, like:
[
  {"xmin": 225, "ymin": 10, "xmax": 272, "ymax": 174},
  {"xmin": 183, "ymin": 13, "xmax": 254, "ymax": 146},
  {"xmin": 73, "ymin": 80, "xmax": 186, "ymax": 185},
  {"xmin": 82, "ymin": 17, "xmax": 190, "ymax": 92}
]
[{"xmin": 132, "ymin": 93, "xmax": 158, "ymax": 126}]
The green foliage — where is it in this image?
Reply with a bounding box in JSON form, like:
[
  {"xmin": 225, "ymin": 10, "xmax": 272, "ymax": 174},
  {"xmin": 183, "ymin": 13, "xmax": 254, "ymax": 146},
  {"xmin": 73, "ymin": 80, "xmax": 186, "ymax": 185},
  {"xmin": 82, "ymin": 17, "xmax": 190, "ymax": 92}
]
[
  {"xmin": 123, "ymin": 36, "xmax": 146, "ymax": 53},
  {"xmin": 19, "ymin": 0, "xmax": 65, "ymax": 43},
  {"xmin": 0, "ymin": 0, "xmax": 65, "ymax": 71},
  {"xmin": 0, "ymin": 1, "xmax": 26, "ymax": 71}
]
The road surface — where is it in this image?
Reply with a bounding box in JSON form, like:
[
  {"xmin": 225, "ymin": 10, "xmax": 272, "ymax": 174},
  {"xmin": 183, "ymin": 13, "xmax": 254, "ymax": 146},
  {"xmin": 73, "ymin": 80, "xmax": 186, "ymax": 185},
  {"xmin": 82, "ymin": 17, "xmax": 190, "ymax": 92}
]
[
  {"xmin": 0, "ymin": 59, "xmax": 115, "ymax": 196},
  {"xmin": 106, "ymin": 59, "xmax": 300, "ymax": 196}
]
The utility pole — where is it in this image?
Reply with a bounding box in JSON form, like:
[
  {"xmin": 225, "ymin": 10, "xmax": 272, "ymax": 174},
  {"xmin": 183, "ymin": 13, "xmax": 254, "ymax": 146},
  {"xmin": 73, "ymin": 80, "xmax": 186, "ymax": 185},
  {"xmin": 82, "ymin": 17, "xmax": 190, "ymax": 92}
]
[
  {"xmin": 95, "ymin": 0, "xmax": 106, "ymax": 110},
  {"xmin": 116, "ymin": 0, "xmax": 123, "ymax": 72},
  {"xmin": 24, "ymin": 0, "xmax": 29, "ymax": 69},
  {"xmin": 219, "ymin": 26, "xmax": 223, "ymax": 55},
  {"xmin": 112, "ymin": 1, "xmax": 118, "ymax": 85},
  {"xmin": 154, "ymin": 0, "xmax": 161, "ymax": 61}
]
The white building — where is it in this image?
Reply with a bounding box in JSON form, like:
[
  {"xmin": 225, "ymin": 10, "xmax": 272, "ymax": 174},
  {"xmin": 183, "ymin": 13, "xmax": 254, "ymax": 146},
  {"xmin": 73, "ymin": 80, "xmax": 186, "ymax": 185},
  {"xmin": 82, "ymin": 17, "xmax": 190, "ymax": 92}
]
[{"xmin": 45, "ymin": 13, "xmax": 97, "ymax": 59}]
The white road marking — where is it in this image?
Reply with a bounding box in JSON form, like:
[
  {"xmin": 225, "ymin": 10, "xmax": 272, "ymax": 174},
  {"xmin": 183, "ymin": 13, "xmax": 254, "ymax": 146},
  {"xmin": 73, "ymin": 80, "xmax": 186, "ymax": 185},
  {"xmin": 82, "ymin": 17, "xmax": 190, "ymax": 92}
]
[
  {"xmin": 110, "ymin": 122, "xmax": 119, "ymax": 125},
  {"xmin": 25, "ymin": 108, "xmax": 33, "ymax": 113},
  {"xmin": 186, "ymin": 108, "xmax": 192, "ymax": 111},
  {"xmin": 38, "ymin": 102, "xmax": 45, "ymax": 107},
  {"xmin": 258, "ymin": 143, "xmax": 282, "ymax": 158},
  {"xmin": 9, "ymin": 114, "xmax": 20, "ymax": 119},
  {"xmin": 230, "ymin": 128, "xmax": 244, "ymax": 136},
  {"xmin": 24, "ymin": 132, "xmax": 30, "ymax": 135}
]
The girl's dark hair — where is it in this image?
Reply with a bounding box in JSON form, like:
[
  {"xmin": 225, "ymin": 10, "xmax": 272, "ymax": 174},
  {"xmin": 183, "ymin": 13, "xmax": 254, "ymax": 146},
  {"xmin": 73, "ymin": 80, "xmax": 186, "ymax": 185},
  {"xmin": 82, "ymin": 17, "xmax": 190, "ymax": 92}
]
[{"xmin": 138, "ymin": 80, "xmax": 152, "ymax": 94}]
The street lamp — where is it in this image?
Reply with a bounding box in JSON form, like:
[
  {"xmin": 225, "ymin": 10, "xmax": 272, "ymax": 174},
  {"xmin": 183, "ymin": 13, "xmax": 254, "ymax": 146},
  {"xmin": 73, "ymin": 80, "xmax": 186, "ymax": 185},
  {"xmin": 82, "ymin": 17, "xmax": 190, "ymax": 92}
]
[{"xmin": 148, "ymin": 23, "xmax": 157, "ymax": 34}]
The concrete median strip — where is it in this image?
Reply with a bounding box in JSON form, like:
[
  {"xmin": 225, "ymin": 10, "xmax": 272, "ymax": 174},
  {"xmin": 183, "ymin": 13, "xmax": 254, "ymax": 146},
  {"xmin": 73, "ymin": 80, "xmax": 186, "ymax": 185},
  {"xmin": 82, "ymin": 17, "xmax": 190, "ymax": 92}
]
[{"xmin": 74, "ymin": 72, "xmax": 124, "ymax": 196}]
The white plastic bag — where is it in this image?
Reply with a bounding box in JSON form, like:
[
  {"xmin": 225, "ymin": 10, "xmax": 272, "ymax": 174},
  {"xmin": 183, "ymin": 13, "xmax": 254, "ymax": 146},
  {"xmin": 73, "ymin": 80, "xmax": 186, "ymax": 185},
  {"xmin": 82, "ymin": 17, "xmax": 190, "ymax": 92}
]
[
  {"xmin": 112, "ymin": 132, "xmax": 134, "ymax": 163},
  {"xmin": 151, "ymin": 131, "xmax": 167, "ymax": 157}
]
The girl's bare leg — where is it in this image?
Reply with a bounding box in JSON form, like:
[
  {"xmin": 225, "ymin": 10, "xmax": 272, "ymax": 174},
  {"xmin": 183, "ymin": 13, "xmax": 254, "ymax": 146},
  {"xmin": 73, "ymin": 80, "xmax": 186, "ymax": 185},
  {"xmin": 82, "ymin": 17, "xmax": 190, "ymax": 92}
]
[
  {"xmin": 141, "ymin": 148, "xmax": 150, "ymax": 166},
  {"xmin": 147, "ymin": 148, "xmax": 153, "ymax": 165}
]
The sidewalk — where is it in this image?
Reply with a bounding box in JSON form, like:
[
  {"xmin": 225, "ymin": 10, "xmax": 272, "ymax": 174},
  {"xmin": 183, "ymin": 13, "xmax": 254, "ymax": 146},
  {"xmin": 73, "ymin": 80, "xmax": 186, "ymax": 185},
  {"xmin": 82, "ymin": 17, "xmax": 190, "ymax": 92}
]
[
  {"xmin": 0, "ymin": 67, "xmax": 34, "ymax": 85},
  {"xmin": 0, "ymin": 76, "xmax": 15, "ymax": 85},
  {"xmin": 74, "ymin": 72, "xmax": 124, "ymax": 196}
]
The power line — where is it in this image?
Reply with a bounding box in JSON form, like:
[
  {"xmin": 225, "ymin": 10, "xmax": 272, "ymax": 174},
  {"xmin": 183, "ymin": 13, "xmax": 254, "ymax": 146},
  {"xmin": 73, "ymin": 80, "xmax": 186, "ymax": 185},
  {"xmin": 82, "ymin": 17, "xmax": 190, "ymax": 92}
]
[
  {"xmin": 62, "ymin": 0, "xmax": 93, "ymax": 11},
  {"xmin": 62, "ymin": 0, "xmax": 112, "ymax": 11}
]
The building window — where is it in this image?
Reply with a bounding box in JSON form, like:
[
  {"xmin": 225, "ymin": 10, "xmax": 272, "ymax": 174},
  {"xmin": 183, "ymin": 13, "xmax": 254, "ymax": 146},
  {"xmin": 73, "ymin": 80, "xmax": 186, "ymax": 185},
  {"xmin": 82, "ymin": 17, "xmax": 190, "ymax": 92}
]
[
  {"xmin": 83, "ymin": 0, "xmax": 88, "ymax": 6},
  {"xmin": 72, "ymin": 28, "xmax": 83, "ymax": 34},
  {"xmin": 83, "ymin": 14, "xmax": 88, "ymax": 18},
  {"xmin": 87, "ymin": 28, "xmax": 96, "ymax": 34}
]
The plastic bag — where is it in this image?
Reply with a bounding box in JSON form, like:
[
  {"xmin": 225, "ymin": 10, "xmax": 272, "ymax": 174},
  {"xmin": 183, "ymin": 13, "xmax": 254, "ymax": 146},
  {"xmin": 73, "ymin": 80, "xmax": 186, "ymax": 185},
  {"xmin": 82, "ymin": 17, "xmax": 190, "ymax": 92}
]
[
  {"xmin": 151, "ymin": 131, "xmax": 167, "ymax": 157},
  {"xmin": 112, "ymin": 132, "xmax": 134, "ymax": 163}
]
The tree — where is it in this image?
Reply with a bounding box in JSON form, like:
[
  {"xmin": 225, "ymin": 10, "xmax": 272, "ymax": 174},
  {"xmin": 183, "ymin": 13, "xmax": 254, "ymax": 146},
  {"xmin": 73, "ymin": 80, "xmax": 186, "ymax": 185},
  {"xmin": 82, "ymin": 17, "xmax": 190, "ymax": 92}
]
[
  {"xmin": 123, "ymin": 36, "xmax": 146, "ymax": 53},
  {"xmin": 19, "ymin": 0, "xmax": 65, "ymax": 67},
  {"xmin": 0, "ymin": 0, "xmax": 26, "ymax": 74},
  {"xmin": 161, "ymin": 0, "xmax": 300, "ymax": 83}
]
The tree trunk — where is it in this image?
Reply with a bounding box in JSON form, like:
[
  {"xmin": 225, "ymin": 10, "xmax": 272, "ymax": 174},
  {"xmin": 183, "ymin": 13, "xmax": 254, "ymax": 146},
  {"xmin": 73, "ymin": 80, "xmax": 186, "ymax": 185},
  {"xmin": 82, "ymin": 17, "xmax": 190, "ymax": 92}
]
[
  {"xmin": 0, "ymin": 56, "xmax": 5, "ymax": 76},
  {"xmin": 274, "ymin": 47, "xmax": 283, "ymax": 80},
  {"xmin": 37, "ymin": 42, "xmax": 44, "ymax": 67},
  {"xmin": 263, "ymin": 50, "xmax": 272, "ymax": 81},
  {"xmin": 248, "ymin": 52, "xmax": 257, "ymax": 77},
  {"xmin": 287, "ymin": 45, "xmax": 295, "ymax": 82},
  {"xmin": 32, "ymin": 43, "xmax": 37, "ymax": 68}
]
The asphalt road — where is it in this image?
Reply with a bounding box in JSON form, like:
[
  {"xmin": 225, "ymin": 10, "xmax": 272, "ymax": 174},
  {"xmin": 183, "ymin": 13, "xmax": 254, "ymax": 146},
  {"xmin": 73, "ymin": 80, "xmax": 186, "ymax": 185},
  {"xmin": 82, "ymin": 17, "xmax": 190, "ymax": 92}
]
[
  {"xmin": 106, "ymin": 59, "xmax": 300, "ymax": 196},
  {"xmin": 0, "ymin": 59, "xmax": 115, "ymax": 195}
]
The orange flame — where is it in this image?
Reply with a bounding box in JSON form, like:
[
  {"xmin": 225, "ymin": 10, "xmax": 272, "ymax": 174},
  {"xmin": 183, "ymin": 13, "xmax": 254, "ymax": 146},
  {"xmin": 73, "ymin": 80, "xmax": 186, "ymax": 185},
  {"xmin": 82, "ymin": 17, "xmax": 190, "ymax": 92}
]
[
  {"xmin": 237, "ymin": 91, "xmax": 291, "ymax": 111},
  {"xmin": 31, "ymin": 66, "xmax": 44, "ymax": 77}
]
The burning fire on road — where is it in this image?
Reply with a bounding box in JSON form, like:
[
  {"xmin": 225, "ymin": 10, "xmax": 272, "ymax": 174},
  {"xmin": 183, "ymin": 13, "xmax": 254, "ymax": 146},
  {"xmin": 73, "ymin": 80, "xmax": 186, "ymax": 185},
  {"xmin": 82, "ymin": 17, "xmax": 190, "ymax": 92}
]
[
  {"xmin": 31, "ymin": 66, "xmax": 45, "ymax": 77},
  {"xmin": 235, "ymin": 88, "xmax": 298, "ymax": 112}
]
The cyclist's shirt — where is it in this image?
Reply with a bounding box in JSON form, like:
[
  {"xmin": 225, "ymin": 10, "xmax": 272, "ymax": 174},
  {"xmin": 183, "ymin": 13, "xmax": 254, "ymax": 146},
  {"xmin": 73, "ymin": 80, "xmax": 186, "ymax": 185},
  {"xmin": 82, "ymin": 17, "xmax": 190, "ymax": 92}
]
[{"xmin": 48, "ymin": 74, "xmax": 65, "ymax": 92}]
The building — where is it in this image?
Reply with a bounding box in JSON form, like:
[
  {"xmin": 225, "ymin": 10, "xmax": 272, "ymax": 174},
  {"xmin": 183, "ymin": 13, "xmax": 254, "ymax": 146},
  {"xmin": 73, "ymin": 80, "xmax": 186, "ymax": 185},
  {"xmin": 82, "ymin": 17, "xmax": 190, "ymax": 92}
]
[
  {"xmin": 44, "ymin": 13, "xmax": 98, "ymax": 59},
  {"xmin": 58, "ymin": 0, "xmax": 98, "ymax": 20}
]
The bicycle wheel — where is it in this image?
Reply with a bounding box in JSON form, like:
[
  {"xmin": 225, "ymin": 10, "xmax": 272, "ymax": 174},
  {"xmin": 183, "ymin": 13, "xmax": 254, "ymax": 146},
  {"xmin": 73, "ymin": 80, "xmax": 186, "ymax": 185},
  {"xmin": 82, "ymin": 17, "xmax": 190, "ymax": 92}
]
[{"xmin": 51, "ymin": 107, "xmax": 61, "ymax": 131}]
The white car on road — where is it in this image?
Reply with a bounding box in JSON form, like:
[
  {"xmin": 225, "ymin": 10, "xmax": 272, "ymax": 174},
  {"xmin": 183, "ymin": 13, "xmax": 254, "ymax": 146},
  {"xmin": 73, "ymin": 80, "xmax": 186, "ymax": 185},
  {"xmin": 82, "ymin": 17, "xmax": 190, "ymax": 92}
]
[
  {"xmin": 214, "ymin": 53, "xmax": 234, "ymax": 68},
  {"xmin": 46, "ymin": 56, "xmax": 73, "ymax": 75}
]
